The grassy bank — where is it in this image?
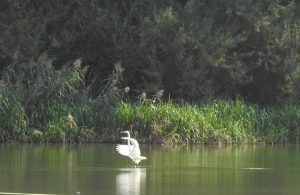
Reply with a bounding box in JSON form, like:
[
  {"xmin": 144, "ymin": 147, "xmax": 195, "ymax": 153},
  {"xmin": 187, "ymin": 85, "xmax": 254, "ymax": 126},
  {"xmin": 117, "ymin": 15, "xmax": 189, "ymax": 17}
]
[
  {"xmin": 114, "ymin": 100, "xmax": 300, "ymax": 144},
  {"xmin": 1, "ymin": 62, "xmax": 300, "ymax": 144}
]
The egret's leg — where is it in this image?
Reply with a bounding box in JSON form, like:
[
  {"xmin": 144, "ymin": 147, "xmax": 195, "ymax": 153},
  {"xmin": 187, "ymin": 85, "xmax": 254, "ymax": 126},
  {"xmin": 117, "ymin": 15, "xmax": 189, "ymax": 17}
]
[{"xmin": 130, "ymin": 161, "xmax": 138, "ymax": 168}]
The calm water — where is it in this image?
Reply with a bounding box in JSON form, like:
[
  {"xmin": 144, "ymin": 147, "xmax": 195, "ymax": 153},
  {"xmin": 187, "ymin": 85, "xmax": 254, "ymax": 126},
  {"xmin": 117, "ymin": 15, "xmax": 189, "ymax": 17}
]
[{"xmin": 0, "ymin": 144, "xmax": 300, "ymax": 195}]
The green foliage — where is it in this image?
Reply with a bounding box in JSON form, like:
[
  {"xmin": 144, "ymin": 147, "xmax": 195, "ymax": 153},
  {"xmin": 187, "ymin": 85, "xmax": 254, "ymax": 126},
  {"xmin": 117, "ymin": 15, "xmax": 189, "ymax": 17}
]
[
  {"xmin": 115, "ymin": 99, "xmax": 300, "ymax": 144},
  {"xmin": 0, "ymin": 59, "xmax": 123, "ymax": 143},
  {"xmin": 0, "ymin": 0, "xmax": 299, "ymax": 104},
  {"xmin": 0, "ymin": 0, "xmax": 300, "ymax": 144},
  {"xmin": 0, "ymin": 88, "xmax": 28, "ymax": 142}
]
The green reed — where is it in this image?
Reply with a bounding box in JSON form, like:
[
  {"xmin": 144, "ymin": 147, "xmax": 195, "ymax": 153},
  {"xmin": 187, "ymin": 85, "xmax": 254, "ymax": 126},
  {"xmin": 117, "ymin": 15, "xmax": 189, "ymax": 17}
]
[
  {"xmin": 0, "ymin": 61, "xmax": 122, "ymax": 143},
  {"xmin": 114, "ymin": 99, "xmax": 300, "ymax": 144},
  {"xmin": 1, "ymin": 61, "xmax": 300, "ymax": 144}
]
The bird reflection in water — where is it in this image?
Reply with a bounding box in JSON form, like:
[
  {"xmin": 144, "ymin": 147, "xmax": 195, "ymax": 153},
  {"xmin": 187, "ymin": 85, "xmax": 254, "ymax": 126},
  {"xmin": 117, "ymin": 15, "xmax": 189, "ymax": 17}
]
[{"xmin": 116, "ymin": 168, "xmax": 146, "ymax": 195}]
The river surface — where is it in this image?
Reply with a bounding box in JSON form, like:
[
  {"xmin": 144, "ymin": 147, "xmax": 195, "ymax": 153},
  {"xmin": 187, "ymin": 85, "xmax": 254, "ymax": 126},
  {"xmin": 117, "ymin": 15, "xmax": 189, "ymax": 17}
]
[{"xmin": 0, "ymin": 144, "xmax": 300, "ymax": 195}]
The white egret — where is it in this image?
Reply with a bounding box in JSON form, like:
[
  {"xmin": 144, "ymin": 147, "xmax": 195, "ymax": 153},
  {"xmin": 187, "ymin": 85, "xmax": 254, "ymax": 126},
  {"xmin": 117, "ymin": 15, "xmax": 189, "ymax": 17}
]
[{"xmin": 116, "ymin": 131, "xmax": 147, "ymax": 165}]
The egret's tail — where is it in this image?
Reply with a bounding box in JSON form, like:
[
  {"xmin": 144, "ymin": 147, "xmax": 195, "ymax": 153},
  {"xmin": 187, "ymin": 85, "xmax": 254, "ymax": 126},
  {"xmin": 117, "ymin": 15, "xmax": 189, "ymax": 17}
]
[
  {"xmin": 133, "ymin": 156, "xmax": 147, "ymax": 165},
  {"xmin": 139, "ymin": 156, "xmax": 147, "ymax": 160}
]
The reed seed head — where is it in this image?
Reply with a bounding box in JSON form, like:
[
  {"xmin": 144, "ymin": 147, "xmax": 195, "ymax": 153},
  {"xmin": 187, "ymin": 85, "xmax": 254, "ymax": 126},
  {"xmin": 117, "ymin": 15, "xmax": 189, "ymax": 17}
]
[
  {"xmin": 139, "ymin": 92, "xmax": 147, "ymax": 100},
  {"xmin": 123, "ymin": 86, "xmax": 130, "ymax": 93},
  {"xmin": 73, "ymin": 58, "xmax": 82, "ymax": 69},
  {"xmin": 155, "ymin": 89, "xmax": 164, "ymax": 99}
]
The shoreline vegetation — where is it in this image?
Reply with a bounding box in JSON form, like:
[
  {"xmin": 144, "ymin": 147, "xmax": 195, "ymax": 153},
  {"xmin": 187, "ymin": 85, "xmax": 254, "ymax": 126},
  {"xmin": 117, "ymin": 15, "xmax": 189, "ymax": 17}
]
[
  {"xmin": 0, "ymin": 1, "xmax": 300, "ymax": 144},
  {"xmin": 1, "ymin": 62, "xmax": 300, "ymax": 144},
  {"xmin": 115, "ymin": 100, "xmax": 300, "ymax": 144}
]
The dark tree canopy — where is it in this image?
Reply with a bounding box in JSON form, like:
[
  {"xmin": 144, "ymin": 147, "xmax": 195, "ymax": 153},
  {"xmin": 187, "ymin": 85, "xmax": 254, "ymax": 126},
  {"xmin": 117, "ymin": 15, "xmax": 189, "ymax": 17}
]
[{"xmin": 0, "ymin": 0, "xmax": 299, "ymax": 104}]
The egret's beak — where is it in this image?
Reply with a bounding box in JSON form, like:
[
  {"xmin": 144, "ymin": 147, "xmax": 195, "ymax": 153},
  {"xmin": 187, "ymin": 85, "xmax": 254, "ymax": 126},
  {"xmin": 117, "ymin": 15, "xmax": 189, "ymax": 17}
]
[
  {"xmin": 121, "ymin": 131, "xmax": 129, "ymax": 134},
  {"xmin": 121, "ymin": 137, "xmax": 129, "ymax": 140}
]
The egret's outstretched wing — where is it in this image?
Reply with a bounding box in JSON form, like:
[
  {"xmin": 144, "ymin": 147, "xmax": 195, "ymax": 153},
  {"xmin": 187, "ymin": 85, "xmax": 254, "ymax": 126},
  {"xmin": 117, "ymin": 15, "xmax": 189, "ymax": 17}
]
[{"xmin": 116, "ymin": 144, "xmax": 132, "ymax": 157}]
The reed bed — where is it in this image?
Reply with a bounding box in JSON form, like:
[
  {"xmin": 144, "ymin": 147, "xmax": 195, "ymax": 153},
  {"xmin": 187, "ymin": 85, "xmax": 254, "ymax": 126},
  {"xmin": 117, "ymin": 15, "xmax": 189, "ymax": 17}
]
[
  {"xmin": 0, "ymin": 61, "xmax": 122, "ymax": 143},
  {"xmin": 1, "ymin": 62, "xmax": 300, "ymax": 144},
  {"xmin": 114, "ymin": 99, "xmax": 300, "ymax": 144}
]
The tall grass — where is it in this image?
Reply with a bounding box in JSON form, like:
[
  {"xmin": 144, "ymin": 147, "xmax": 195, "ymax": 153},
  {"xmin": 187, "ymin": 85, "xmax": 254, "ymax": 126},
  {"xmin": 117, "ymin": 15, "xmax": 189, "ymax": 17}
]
[
  {"xmin": 1, "ymin": 61, "xmax": 300, "ymax": 144},
  {"xmin": 0, "ymin": 60, "xmax": 123, "ymax": 143},
  {"xmin": 114, "ymin": 99, "xmax": 300, "ymax": 144}
]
